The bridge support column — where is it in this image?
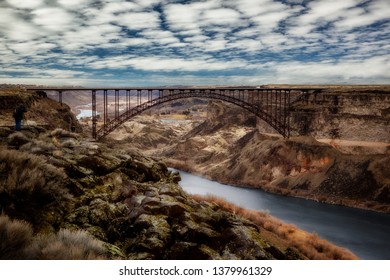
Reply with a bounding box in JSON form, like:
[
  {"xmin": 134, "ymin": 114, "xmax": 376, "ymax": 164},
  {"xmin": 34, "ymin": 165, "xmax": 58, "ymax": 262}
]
[
  {"xmin": 92, "ymin": 90, "xmax": 97, "ymax": 139},
  {"xmin": 59, "ymin": 90, "xmax": 62, "ymax": 106},
  {"xmin": 103, "ymin": 90, "xmax": 108, "ymax": 127},
  {"xmin": 115, "ymin": 89, "xmax": 119, "ymax": 119},
  {"xmin": 287, "ymin": 90, "xmax": 291, "ymax": 138},
  {"xmin": 126, "ymin": 90, "xmax": 130, "ymax": 112}
]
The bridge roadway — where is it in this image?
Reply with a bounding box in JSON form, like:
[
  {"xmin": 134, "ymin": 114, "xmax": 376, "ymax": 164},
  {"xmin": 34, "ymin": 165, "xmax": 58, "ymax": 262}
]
[{"xmin": 26, "ymin": 87, "xmax": 321, "ymax": 140}]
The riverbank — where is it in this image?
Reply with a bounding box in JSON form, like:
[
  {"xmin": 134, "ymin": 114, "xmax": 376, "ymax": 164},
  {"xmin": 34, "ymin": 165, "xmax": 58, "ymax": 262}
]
[
  {"xmin": 164, "ymin": 135, "xmax": 390, "ymax": 213},
  {"xmin": 174, "ymin": 168, "xmax": 390, "ymax": 259}
]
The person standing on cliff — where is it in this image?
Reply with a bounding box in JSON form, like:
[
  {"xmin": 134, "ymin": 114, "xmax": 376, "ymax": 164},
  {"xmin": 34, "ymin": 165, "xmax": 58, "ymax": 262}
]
[{"xmin": 13, "ymin": 104, "xmax": 27, "ymax": 131}]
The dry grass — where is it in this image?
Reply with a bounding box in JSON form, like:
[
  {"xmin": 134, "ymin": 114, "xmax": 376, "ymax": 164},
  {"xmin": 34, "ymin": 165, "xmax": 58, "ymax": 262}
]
[
  {"xmin": 7, "ymin": 132, "xmax": 31, "ymax": 148},
  {"xmin": 61, "ymin": 139, "xmax": 78, "ymax": 148},
  {"xmin": 50, "ymin": 128, "xmax": 79, "ymax": 139},
  {"xmin": 192, "ymin": 194, "xmax": 358, "ymax": 260},
  {"xmin": 0, "ymin": 214, "xmax": 107, "ymax": 260},
  {"xmin": 26, "ymin": 229, "xmax": 107, "ymax": 260},
  {"xmin": 0, "ymin": 214, "xmax": 33, "ymax": 259},
  {"xmin": 20, "ymin": 139, "xmax": 56, "ymax": 155},
  {"xmin": 0, "ymin": 149, "xmax": 72, "ymax": 225}
]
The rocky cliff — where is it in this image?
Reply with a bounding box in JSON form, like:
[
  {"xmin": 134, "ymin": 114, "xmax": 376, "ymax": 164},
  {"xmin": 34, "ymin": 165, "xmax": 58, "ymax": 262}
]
[
  {"xmin": 289, "ymin": 87, "xmax": 390, "ymax": 142},
  {"xmin": 0, "ymin": 87, "xmax": 82, "ymax": 133}
]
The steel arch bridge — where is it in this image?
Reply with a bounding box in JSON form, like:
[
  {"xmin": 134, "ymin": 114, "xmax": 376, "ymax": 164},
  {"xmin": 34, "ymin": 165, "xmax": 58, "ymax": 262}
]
[{"xmin": 27, "ymin": 87, "xmax": 320, "ymax": 140}]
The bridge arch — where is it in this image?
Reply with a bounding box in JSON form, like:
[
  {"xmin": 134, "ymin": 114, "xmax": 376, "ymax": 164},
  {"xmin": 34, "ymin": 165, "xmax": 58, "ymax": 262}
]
[
  {"xmin": 26, "ymin": 87, "xmax": 318, "ymax": 140},
  {"xmin": 96, "ymin": 89, "xmax": 291, "ymax": 140}
]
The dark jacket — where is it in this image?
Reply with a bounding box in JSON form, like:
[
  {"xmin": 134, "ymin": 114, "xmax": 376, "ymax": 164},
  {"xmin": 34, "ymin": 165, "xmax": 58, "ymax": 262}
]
[{"xmin": 13, "ymin": 104, "xmax": 27, "ymax": 120}]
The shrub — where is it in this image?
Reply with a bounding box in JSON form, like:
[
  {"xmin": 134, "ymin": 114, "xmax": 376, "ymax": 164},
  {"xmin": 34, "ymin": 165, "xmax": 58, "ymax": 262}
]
[
  {"xmin": 0, "ymin": 215, "xmax": 106, "ymax": 260},
  {"xmin": 7, "ymin": 132, "xmax": 31, "ymax": 148},
  {"xmin": 61, "ymin": 139, "xmax": 78, "ymax": 148},
  {"xmin": 0, "ymin": 215, "xmax": 33, "ymax": 259},
  {"xmin": 50, "ymin": 128, "xmax": 79, "ymax": 139},
  {"xmin": 20, "ymin": 140, "xmax": 56, "ymax": 155},
  {"xmin": 26, "ymin": 229, "xmax": 107, "ymax": 260},
  {"xmin": 0, "ymin": 149, "xmax": 72, "ymax": 225}
]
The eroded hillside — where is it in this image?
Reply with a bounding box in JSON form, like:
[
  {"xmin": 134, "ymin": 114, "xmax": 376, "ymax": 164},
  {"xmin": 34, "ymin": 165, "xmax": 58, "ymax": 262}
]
[{"xmin": 159, "ymin": 101, "xmax": 390, "ymax": 212}]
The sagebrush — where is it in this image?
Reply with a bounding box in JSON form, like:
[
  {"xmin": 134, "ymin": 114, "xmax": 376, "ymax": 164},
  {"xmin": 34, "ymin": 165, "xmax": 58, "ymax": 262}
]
[{"xmin": 0, "ymin": 149, "xmax": 72, "ymax": 225}]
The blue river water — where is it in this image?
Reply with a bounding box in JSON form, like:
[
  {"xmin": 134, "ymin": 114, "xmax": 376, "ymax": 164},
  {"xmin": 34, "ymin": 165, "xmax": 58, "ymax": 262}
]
[{"xmin": 171, "ymin": 168, "xmax": 390, "ymax": 260}]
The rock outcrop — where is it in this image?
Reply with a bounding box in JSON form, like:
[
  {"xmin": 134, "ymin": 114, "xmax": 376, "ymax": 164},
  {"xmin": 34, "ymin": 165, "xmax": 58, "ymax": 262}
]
[
  {"xmin": 0, "ymin": 88, "xmax": 81, "ymax": 133},
  {"xmin": 0, "ymin": 128, "xmax": 302, "ymax": 260}
]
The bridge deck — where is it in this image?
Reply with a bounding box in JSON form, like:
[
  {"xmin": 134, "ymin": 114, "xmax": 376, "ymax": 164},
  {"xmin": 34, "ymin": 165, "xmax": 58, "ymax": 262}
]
[{"xmin": 26, "ymin": 87, "xmax": 322, "ymax": 140}]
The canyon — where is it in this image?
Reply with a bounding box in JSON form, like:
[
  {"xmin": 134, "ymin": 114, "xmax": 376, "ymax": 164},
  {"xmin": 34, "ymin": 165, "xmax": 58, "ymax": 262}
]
[{"xmin": 1, "ymin": 85, "xmax": 389, "ymax": 260}]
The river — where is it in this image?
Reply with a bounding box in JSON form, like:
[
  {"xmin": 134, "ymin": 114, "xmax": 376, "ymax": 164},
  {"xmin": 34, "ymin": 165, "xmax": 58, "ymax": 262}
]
[{"xmin": 171, "ymin": 168, "xmax": 390, "ymax": 260}]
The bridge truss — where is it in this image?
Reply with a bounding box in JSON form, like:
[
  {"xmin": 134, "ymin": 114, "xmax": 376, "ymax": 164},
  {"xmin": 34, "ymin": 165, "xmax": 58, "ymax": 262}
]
[{"xmin": 27, "ymin": 87, "xmax": 319, "ymax": 140}]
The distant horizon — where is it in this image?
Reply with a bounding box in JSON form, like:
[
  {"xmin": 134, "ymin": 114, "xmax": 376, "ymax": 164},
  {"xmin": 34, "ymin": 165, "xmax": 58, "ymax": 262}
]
[
  {"xmin": 1, "ymin": 0, "xmax": 389, "ymax": 86},
  {"xmin": 2, "ymin": 82, "xmax": 390, "ymax": 89}
]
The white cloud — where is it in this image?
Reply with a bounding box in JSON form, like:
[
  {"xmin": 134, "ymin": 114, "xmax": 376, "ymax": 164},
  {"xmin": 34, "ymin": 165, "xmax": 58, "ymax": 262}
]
[
  {"xmin": 0, "ymin": 0, "xmax": 388, "ymax": 86},
  {"xmin": 231, "ymin": 0, "xmax": 289, "ymax": 17},
  {"xmin": 57, "ymin": 0, "xmax": 94, "ymax": 9},
  {"xmin": 9, "ymin": 42, "xmax": 57, "ymax": 56},
  {"xmin": 115, "ymin": 11, "xmax": 161, "ymax": 30},
  {"xmin": 201, "ymin": 8, "xmax": 242, "ymax": 26},
  {"xmin": 60, "ymin": 24, "xmax": 121, "ymax": 50},
  {"xmin": 141, "ymin": 30, "xmax": 177, "ymax": 40},
  {"xmin": 228, "ymin": 39, "xmax": 263, "ymax": 52},
  {"xmin": 183, "ymin": 35, "xmax": 210, "ymax": 43},
  {"xmin": 123, "ymin": 38, "xmax": 152, "ymax": 46},
  {"xmin": 6, "ymin": 0, "xmax": 43, "ymax": 9},
  {"xmin": 88, "ymin": 55, "xmax": 251, "ymax": 72},
  {"xmin": 164, "ymin": 3, "xmax": 203, "ymax": 35},
  {"xmin": 100, "ymin": 1, "xmax": 139, "ymax": 14},
  {"xmin": 0, "ymin": 11, "xmax": 43, "ymax": 41},
  {"xmin": 32, "ymin": 8, "xmax": 75, "ymax": 32},
  {"xmin": 273, "ymin": 56, "xmax": 390, "ymax": 82},
  {"xmin": 0, "ymin": 64, "xmax": 89, "ymax": 79},
  {"xmin": 335, "ymin": 0, "xmax": 390, "ymax": 30},
  {"xmin": 252, "ymin": 10, "xmax": 291, "ymax": 32},
  {"xmin": 133, "ymin": 0, "xmax": 162, "ymax": 8}
]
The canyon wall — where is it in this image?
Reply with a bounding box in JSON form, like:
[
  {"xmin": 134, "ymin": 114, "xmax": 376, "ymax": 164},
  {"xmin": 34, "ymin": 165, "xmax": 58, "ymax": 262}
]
[{"xmin": 289, "ymin": 88, "xmax": 390, "ymax": 142}]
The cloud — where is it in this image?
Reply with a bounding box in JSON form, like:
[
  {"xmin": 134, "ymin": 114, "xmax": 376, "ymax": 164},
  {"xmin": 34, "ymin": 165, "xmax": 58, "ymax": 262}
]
[
  {"xmin": 60, "ymin": 24, "xmax": 122, "ymax": 51},
  {"xmin": 140, "ymin": 30, "xmax": 179, "ymax": 45},
  {"xmin": 164, "ymin": 3, "xmax": 203, "ymax": 35},
  {"xmin": 231, "ymin": 0, "xmax": 290, "ymax": 17},
  {"xmin": 32, "ymin": 7, "xmax": 75, "ymax": 32},
  {"xmin": 272, "ymin": 56, "xmax": 390, "ymax": 83},
  {"xmin": 0, "ymin": 9, "xmax": 43, "ymax": 41},
  {"xmin": 0, "ymin": 0, "xmax": 388, "ymax": 86},
  {"xmin": 201, "ymin": 8, "xmax": 242, "ymax": 26},
  {"xmin": 87, "ymin": 55, "xmax": 252, "ymax": 72},
  {"xmin": 335, "ymin": 0, "xmax": 390, "ymax": 30},
  {"xmin": 114, "ymin": 11, "xmax": 161, "ymax": 30},
  {"xmin": 57, "ymin": 0, "xmax": 95, "ymax": 9},
  {"xmin": 6, "ymin": 0, "xmax": 43, "ymax": 9}
]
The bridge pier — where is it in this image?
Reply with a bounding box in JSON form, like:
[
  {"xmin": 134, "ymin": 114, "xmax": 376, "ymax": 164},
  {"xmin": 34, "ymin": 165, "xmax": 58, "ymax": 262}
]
[
  {"xmin": 103, "ymin": 90, "xmax": 108, "ymax": 127},
  {"xmin": 92, "ymin": 90, "xmax": 97, "ymax": 139},
  {"xmin": 59, "ymin": 90, "xmax": 62, "ymax": 106}
]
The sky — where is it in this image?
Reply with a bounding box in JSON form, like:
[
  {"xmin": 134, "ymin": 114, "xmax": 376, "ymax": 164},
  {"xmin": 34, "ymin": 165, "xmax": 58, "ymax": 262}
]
[{"xmin": 0, "ymin": 0, "xmax": 389, "ymax": 86}]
